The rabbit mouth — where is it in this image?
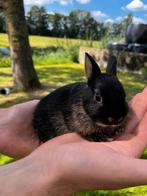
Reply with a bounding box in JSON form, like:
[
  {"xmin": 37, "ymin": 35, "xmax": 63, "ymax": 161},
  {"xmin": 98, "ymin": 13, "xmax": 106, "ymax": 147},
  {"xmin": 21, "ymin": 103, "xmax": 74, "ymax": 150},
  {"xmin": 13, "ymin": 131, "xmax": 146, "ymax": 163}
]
[
  {"xmin": 96, "ymin": 122, "xmax": 121, "ymax": 128},
  {"xmin": 95, "ymin": 120, "xmax": 126, "ymax": 141},
  {"xmin": 95, "ymin": 115, "xmax": 127, "ymax": 128}
]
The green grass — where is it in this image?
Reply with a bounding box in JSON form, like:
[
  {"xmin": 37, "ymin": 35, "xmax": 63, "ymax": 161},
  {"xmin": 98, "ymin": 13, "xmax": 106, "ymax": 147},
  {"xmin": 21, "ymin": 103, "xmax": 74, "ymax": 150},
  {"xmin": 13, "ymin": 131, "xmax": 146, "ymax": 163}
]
[
  {"xmin": 76, "ymin": 186, "xmax": 147, "ymax": 196},
  {"xmin": 0, "ymin": 33, "xmax": 147, "ymax": 195},
  {"xmin": 0, "ymin": 33, "xmax": 124, "ymax": 49},
  {"xmin": 0, "ymin": 33, "xmax": 124, "ymax": 66},
  {"xmin": 0, "ymin": 63, "xmax": 146, "ymax": 107},
  {"xmin": 0, "ymin": 33, "xmax": 101, "ymax": 48}
]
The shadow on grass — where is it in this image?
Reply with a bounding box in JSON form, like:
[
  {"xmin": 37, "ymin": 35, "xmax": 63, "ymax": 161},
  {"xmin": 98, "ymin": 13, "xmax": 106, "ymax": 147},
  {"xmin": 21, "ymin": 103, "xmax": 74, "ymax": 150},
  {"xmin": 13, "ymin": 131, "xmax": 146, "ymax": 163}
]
[
  {"xmin": 0, "ymin": 92, "xmax": 47, "ymax": 107},
  {"xmin": 0, "ymin": 72, "xmax": 12, "ymax": 77},
  {"xmin": 118, "ymin": 71, "xmax": 147, "ymax": 100},
  {"xmin": 32, "ymin": 46, "xmax": 65, "ymax": 54},
  {"xmin": 36, "ymin": 64, "xmax": 85, "ymax": 85}
]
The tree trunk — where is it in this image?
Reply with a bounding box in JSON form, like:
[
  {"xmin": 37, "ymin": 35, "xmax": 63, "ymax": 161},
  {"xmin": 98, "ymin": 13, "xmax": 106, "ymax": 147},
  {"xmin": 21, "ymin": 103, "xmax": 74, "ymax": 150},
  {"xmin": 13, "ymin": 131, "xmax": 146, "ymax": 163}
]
[
  {"xmin": 3, "ymin": 0, "xmax": 41, "ymax": 91},
  {"xmin": 0, "ymin": 0, "xmax": 3, "ymax": 9}
]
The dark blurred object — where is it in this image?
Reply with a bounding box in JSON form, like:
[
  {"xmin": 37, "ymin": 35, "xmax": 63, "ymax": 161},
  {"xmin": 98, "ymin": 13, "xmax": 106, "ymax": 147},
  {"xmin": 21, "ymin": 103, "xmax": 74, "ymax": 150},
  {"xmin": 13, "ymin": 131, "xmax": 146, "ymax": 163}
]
[
  {"xmin": 127, "ymin": 43, "xmax": 147, "ymax": 53},
  {"xmin": 126, "ymin": 23, "xmax": 147, "ymax": 44},
  {"xmin": 107, "ymin": 42, "xmax": 147, "ymax": 54},
  {"xmin": 0, "ymin": 47, "xmax": 10, "ymax": 56},
  {"xmin": 107, "ymin": 42, "xmax": 128, "ymax": 51},
  {"xmin": 0, "ymin": 88, "xmax": 10, "ymax": 95},
  {"xmin": 107, "ymin": 23, "xmax": 147, "ymax": 70}
]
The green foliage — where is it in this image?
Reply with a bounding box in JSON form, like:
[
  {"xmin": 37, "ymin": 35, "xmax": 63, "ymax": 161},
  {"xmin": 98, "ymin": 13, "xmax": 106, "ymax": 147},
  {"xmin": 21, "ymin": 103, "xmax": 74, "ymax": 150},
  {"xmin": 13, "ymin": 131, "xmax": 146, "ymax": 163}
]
[
  {"xmin": 32, "ymin": 45, "xmax": 79, "ymax": 65},
  {"xmin": 26, "ymin": 8, "xmax": 106, "ymax": 40},
  {"xmin": 0, "ymin": 33, "xmax": 112, "ymax": 68},
  {"xmin": 141, "ymin": 67, "xmax": 147, "ymax": 80},
  {"xmin": 26, "ymin": 8, "xmax": 133, "ymax": 40},
  {"xmin": 68, "ymin": 10, "xmax": 101, "ymax": 40},
  {"xmin": 0, "ymin": 10, "xmax": 6, "ymax": 33},
  {"xmin": 0, "ymin": 7, "xmax": 133, "ymax": 40},
  {"xmin": 26, "ymin": 6, "xmax": 49, "ymax": 36},
  {"xmin": 103, "ymin": 13, "xmax": 133, "ymax": 38},
  {"xmin": 0, "ymin": 55, "xmax": 11, "ymax": 67},
  {"xmin": 32, "ymin": 47, "xmax": 72, "ymax": 65},
  {"xmin": 68, "ymin": 45, "xmax": 79, "ymax": 63}
]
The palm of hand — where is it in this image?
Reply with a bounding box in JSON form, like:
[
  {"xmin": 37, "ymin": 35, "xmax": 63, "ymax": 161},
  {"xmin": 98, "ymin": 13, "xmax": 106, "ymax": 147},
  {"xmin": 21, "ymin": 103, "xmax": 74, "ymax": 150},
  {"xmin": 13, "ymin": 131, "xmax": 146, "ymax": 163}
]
[{"xmin": 0, "ymin": 100, "xmax": 40, "ymax": 158}]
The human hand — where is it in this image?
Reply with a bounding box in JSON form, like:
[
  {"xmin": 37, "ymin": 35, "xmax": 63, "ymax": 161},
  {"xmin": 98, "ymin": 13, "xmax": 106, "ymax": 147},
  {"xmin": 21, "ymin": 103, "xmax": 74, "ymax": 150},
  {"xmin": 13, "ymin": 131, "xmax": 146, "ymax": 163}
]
[
  {"xmin": 125, "ymin": 87, "xmax": 147, "ymax": 135},
  {"xmin": 0, "ymin": 100, "xmax": 40, "ymax": 158},
  {"xmin": 2, "ymin": 132, "xmax": 147, "ymax": 196},
  {"xmin": 105, "ymin": 87, "xmax": 147, "ymax": 158},
  {"xmin": 20, "ymin": 96, "xmax": 147, "ymax": 194},
  {"xmin": 1, "ymin": 88, "xmax": 147, "ymax": 195}
]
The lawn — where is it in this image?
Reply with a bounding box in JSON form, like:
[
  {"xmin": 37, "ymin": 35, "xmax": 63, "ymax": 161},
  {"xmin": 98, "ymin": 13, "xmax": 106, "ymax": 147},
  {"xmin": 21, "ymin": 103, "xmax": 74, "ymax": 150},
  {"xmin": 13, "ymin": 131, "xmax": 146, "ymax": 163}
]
[
  {"xmin": 0, "ymin": 33, "xmax": 147, "ymax": 195},
  {"xmin": 0, "ymin": 33, "xmax": 102, "ymax": 48},
  {"xmin": 0, "ymin": 33, "xmax": 123, "ymax": 49}
]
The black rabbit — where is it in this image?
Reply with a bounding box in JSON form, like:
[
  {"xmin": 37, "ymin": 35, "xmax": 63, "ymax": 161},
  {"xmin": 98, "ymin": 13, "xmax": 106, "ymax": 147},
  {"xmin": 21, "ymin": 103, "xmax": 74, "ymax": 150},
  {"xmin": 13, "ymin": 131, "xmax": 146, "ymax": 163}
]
[{"xmin": 33, "ymin": 53, "xmax": 128, "ymax": 142}]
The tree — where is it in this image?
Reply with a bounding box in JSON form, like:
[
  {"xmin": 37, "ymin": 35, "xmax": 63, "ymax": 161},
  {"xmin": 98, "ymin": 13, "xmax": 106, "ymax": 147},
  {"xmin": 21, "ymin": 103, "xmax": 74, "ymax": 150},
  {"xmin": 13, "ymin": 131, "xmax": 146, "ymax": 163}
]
[
  {"xmin": 0, "ymin": 0, "xmax": 2, "ymax": 9},
  {"xmin": 3, "ymin": 0, "xmax": 41, "ymax": 91},
  {"xmin": 68, "ymin": 10, "xmax": 81, "ymax": 38},
  {"xmin": 97, "ymin": 23, "xmax": 107, "ymax": 40},
  {"xmin": 121, "ymin": 13, "xmax": 133, "ymax": 36},
  {"xmin": 51, "ymin": 13, "xmax": 65, "ymax": 37},
  {"xmin": 68, "ymin": 10, "xmax": 100, "ymax": 40},
  {"xmin": 81, "ymin": 11, "xmax": 100, "ymax": 41},
  {"xmin": 0, "ymin": 10, "xmax": 5, "ymax": 32},
  {"xmin": 27, "ymin": 6, "xmax": 49, "ymax": 36},
  {"xmin": 111, "ymin": 22, "xmax": 122, "ymax": 37}
]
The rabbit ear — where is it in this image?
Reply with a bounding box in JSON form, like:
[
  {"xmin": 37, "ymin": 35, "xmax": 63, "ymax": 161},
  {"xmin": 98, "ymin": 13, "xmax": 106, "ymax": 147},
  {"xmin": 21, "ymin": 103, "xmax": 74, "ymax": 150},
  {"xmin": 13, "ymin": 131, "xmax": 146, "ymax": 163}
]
[
  {"xmin": 85, "ymin": 53, "xmax": 101, "ymax": 81},
  {"xmin": 106, "ymin": 56, "xmax": 117, "ymax": 76}
]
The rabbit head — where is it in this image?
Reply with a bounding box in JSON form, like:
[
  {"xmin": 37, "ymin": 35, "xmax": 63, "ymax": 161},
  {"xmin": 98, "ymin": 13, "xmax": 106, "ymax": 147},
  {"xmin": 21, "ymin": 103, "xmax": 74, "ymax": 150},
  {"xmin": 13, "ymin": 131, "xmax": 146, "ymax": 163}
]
[{"xmin": 83, "ymin": 53, "xmax": 128, "ymax": 128}]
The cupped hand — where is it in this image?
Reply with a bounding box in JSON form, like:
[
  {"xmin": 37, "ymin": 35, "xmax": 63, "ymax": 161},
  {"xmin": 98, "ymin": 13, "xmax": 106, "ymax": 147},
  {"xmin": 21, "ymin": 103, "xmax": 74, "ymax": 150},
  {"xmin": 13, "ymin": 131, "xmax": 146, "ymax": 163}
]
[
  {"xmin": 1, "ymin": 88, "xmax": 147, "ymax": 195},
  {"xmin": 0, "ymin": 100, "xmax": 40, "ymax": 158},
  {"xmin": 1, "ymin": 87, "xmax": 147, "ymax": 160}
]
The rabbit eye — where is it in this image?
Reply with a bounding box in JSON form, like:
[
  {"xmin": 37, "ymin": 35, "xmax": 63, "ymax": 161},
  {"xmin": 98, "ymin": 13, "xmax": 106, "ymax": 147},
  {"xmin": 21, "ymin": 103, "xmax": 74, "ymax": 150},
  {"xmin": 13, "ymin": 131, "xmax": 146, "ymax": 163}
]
[{"xmin": 95, "ymin": 94, "xmax": 103, "ymax": 104}]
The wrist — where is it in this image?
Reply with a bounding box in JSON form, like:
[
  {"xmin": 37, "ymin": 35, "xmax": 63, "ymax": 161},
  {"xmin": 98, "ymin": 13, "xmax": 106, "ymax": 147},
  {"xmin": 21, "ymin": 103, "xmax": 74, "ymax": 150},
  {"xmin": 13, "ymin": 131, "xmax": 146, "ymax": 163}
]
[
  {"xmin": 0, "ymin": 153, "xmax": 67, "ymax": 196},
  {"xmin": 32, "ymin": 146, "xmax": 74, "ymax": 196}
]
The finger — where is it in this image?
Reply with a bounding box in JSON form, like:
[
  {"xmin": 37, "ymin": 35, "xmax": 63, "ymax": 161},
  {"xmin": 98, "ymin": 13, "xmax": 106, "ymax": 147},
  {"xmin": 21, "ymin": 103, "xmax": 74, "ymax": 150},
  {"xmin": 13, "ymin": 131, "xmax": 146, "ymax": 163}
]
[
  {"xmin": 142, "ymin": 86, "xmax": 147, "ymax": 94},
  {"xmin": 125, "ymin": 91, "xmax": 147, "ymax": 133}
]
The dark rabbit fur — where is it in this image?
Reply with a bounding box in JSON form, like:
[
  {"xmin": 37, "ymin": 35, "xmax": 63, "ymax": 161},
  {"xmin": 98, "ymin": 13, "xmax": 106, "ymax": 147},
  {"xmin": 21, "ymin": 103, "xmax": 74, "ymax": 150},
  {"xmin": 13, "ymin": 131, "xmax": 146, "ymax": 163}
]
[{"xmin": 33, "ymin": 53, "xmax": 128, "ymax": 142}]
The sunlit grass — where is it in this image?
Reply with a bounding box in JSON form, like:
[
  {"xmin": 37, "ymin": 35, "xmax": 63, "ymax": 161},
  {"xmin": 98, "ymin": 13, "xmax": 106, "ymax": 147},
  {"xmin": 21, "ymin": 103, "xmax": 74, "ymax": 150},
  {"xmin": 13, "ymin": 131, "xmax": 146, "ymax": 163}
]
[
  {"xmin": 0, "ymin": 33, "xmax": 102, "ymax": 48},
  {"xmin": 0, "ymin": 33, "xmax": 124, "ymax": 49},
  {"xmin": 0, "ymin": 154, "xmax": 14, "ymax": 165},
  {"xmin": 0, "ymin": 63, "xmax": 84, "ymax": 107},
  {"xmin": 0, "ymin": 33, "xmax": 9, "ymax": 47},
  {"xmin": 0, "ymin": 63, "xmax": 146, "ymax": 106},
  {"xmin": 76, "ymin": 186, "xmax": 147, "ymax": 196}
]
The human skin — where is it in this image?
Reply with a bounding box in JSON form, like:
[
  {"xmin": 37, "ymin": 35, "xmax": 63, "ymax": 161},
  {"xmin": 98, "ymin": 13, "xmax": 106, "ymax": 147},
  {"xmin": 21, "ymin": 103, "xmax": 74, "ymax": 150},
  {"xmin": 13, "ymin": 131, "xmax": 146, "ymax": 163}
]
[
  {"xmin": 1, "ymin": 88, "xmax": 147, "ymax": 195},
  {"xmin": 0, "ymin": 100, "xmax": 40, "ymax": 158}
]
